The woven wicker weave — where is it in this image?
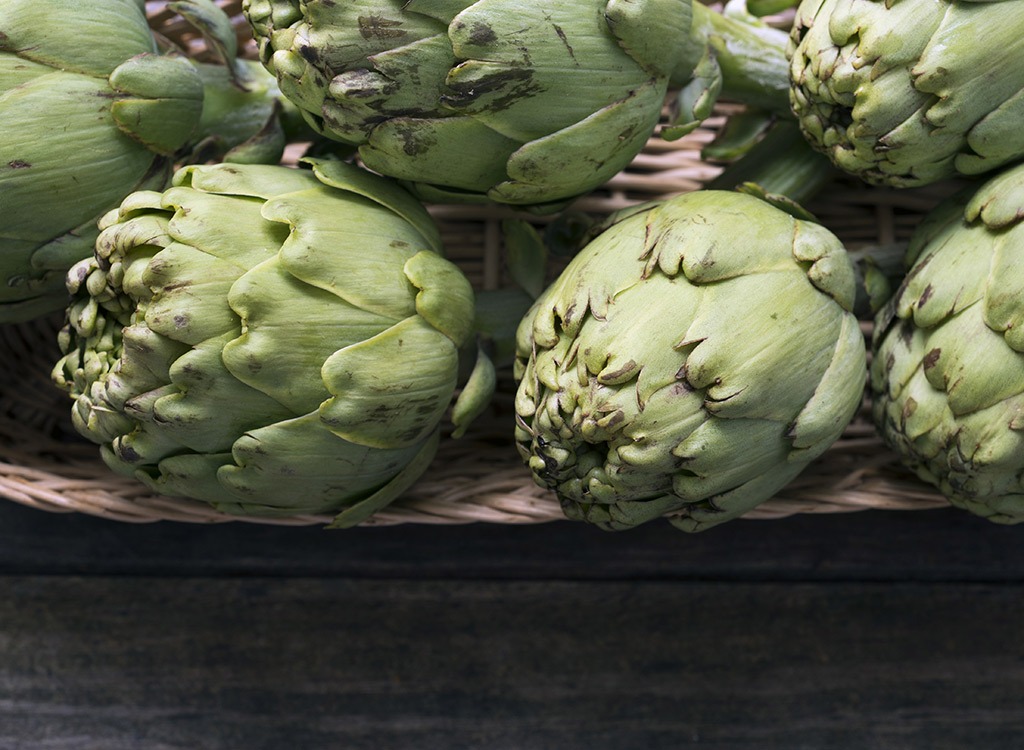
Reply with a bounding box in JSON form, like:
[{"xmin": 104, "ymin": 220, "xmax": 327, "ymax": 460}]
[{"xmin": 0, "ymin": 1, "xmax": 955, "ymax": 525}]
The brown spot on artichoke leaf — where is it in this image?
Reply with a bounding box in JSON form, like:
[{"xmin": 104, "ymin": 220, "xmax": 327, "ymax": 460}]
[
  {"xmin": 442, "ymin": 67, "xmax": 539, "ymax": 112},
  {"xmin": 599, "ymin": 409, "xmax": 626, "ymax": 431},
  {"xmin": 297, "ymin": 44, "xmax": 321, "ymax": 64},
  {"xmin": 116, "ymin": 443, "xmax": 142, "ymax": 463},
  {"xmin": 466, "ymin": 22, "xmax": 497, "ymax": 46},
  {"xmin": 674, "ymin": 336, "xmax": 704, "ymax": 355},
  {"xmin": 7, "ymin": 160, "xmax": 30, "ymax": 169},
  {"xmin": 897, "ymin": 319, "xmax": 915, "ymax": 348},
  {"xmin": 559, "ymin": 302, "xmax": 580, "ymax": 328},
  {"xmin": 358, "ymin": 15, "xmax": 407, "ymax": 41},
  {"xmin": 388, "ymin": 121, "xmax": 437, "ymax": 156},
  {"xmin": 917, "ymin": 283, "xmax": 934, "ymax": 308},
  {"xmin": 332, "ymin": 68, "xmax": 393, "ymax": 99},
  {"xmin": 534, "ymin": 444, "xmax": 561, "ymax": 480},
  {"xmin": 244, "ymin": 441, "xmax": 270, "ymax": 456},
  {"xmin": 550, "ymin": 22, "xmax": 576, "ymax": 64},
  {"xmin": 698, "ymin": 242, "xmax": 718, "ymax": 270},
  {"xmin": 597, "ymin": 359, "xmax": 638, "ymax": 383},
  {"xmin": 922, "ymin": 347, "xmax": 941, "ymax": 370},
  {"xmin": 901, "ymin": 396, "xmax": 918, "ymax": 422}
]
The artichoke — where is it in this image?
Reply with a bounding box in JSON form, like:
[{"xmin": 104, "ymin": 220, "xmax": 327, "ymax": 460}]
[
  {"xmin": 51, "ymin": 160, "xmax": 492, "ymax": 526},
  {"xmin": 243, "ymin": 0, "xmax": 790, "ymax": 209},
  {"xmin": 0, "ymin": 0, "xmax": 206, "ymax": 322},
  {"xmin": 789, "ymin": 0, "xmax": 1024, "ymax": 187},
  {"xmin": 514, "ymin": 191, "xmax": 866, "ymax": 532},
  {"xmin": 870, "ymin": 163, "xmax": 1024, "ymax": 524}
]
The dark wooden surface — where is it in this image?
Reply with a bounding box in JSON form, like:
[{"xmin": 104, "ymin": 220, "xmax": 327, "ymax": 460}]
[{"xmin": 3, "ymin": 501, "xmax": 1024, "ymax": 749}]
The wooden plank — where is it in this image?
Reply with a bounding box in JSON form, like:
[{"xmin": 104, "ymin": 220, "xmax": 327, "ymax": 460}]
[
  {"xmin": 1, "ymin": 499, "xmax": 1023, "ymax": 581},
  {"xmin": 1, "ymin": 576, "xmax": 1022, "ymax": 749}
]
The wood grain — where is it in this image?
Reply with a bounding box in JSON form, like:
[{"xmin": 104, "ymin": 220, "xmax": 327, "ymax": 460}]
[
  {"xmin": 4, "ymin": 500, "xmax": 1024, "ymax": 748},
  {"xmin": 2, "ymin": 576, "xmax": 1023, "ymax": 749}
]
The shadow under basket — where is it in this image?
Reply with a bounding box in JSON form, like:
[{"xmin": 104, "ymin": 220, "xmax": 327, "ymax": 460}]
[{"xmin": 0, "ymin": 1, "xmax": 955, "ymax": 527}]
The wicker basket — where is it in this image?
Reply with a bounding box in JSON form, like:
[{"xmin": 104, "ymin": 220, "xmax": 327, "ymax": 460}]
[{"xmin": 0, "ymin": 2, "xmax": 956, "ymax": 526}]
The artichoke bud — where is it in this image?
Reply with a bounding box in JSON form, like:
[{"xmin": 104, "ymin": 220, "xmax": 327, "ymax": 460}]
[
  {"xmin": 871, "ymin": 161, "xmax": 1024, "ymax": 523},
  {"xmin": 53, "ymin": 161, "xmax": 488, "ymax": 523},
  {"xmin": 0, "ymin": 0, "xmax": 246, "ymax": 323},
  {"xmin": 514, "ymin": 190, "xmax": 866, "ymax": 532},
  {"xmin": 244, "ymin": 0, "xmax": 694, "ymax": 207},
  {"xmin": 789, "ymin": 0, "xmax": 1024, "ymax": 187}
]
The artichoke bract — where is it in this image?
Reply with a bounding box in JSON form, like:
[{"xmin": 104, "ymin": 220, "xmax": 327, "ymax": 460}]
[
  {"xmin": 514, "ymin": 191, "xmax": 866, "ymax": 532},
  {"xmin": 789, "ymin": 0, "xmax": 1024, "ymax": 187},
  {"xmin": 0, "ymin": 0, "xmax": 205, "ymax": 322},
  {"xmin": 243, "ymin": 0, "xmax": 696, "ymax": 209},
  {"xmin": 871, "ymin": 163, "xmax": 1024, "ymax": 524},
  {"xmin": 52, "ymin": 160, "xmax": 491, "ymax": 527}
]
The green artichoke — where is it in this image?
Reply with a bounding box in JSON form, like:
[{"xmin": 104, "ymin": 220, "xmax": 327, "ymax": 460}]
[
  {"xmin": 514, "ymin": 191, "xmax": 866, "ymax": 532},
  {"xmin": 870, "ymin": 163, "xmax": 1024, "ymax": 524},
  {"xmin": 243, "ymin": 0, "xmax": 790, "ymax": 209},
  {"xmin": 52, "ymin": 160, "xmax": 492, "ymax": 526},
  {"xmin": 0, "ymin": 0, "xmax": 205, "ymax": 322},
  {"xmin": 789, "ymin": 0, "xmax": 1024, "ymax": 187}
]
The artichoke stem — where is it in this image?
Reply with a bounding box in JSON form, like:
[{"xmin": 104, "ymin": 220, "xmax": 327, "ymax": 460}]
[
  {"xmin": 682, "ymin": 2, "xmax": 791, "ymax": 115},
  {"xmin": 705, "ymin": 120, "xmax": 839, "ymax": 206}
]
